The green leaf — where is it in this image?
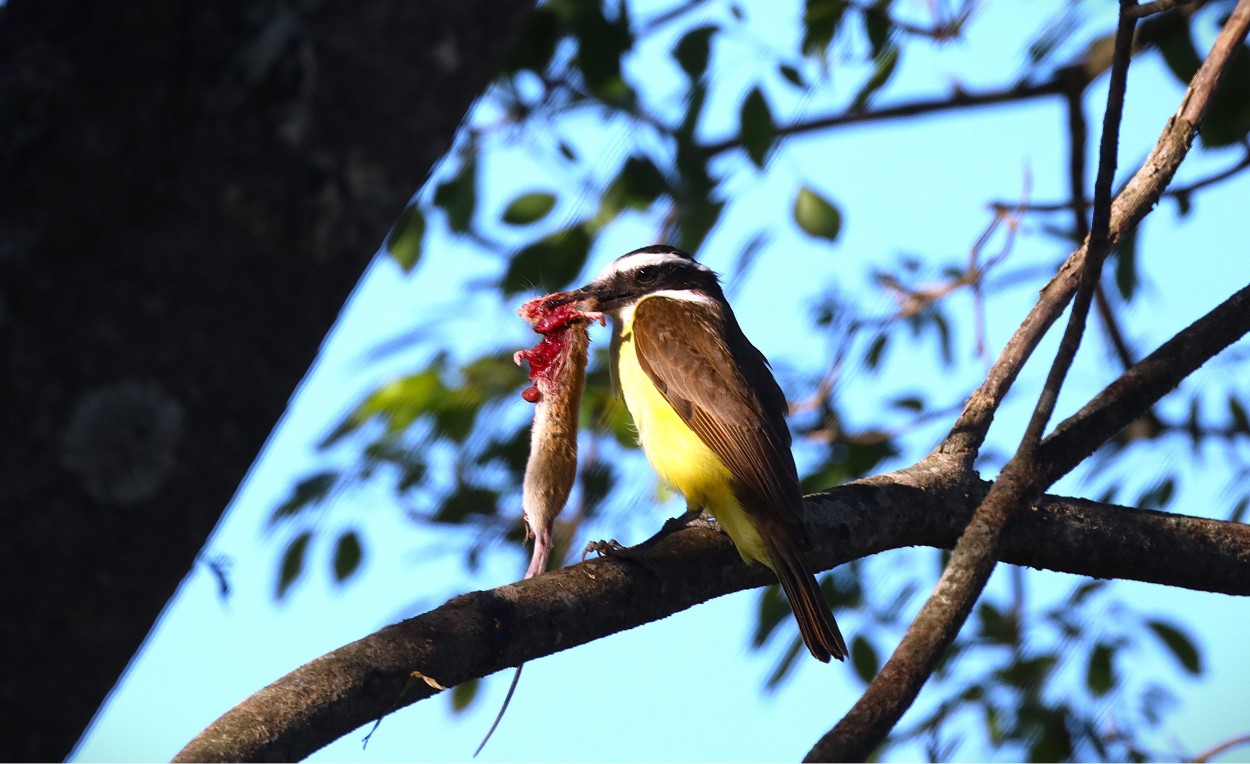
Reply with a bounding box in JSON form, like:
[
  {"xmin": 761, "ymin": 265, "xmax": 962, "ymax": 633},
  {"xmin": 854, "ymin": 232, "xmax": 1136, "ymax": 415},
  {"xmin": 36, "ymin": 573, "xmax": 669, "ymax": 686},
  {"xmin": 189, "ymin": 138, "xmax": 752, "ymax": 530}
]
[
  {"xmin": 1114, "ymin": 227, "xmax": 1139, "ymax": 300},
  {"xmin": 793, "ymin": 186, "xmax": 842, "ymax": 242},
  {"xmin": 799, "ymin": 461, "xmax": 849, "ymax": 494},
  {"xmin": 596, "ymin": 155, "xmax": 667, "ymax": 227},
  {"xmin": 580, "ymin": 461, "xmax": 615, "ymax": 514},
  {"xmin": 386, "ymin": 205, "xmax": 425, "ymax": 272},
  {"xmin": 841, "ymin": 439, "xmax": 897, "ymax": 478},
  {"xmin": 1152, "ymin": 15, "xmax": 1202, "ymax": 85},
  {"xmin": 478, "ymin": 425, "xmax": 533, "ymax": 479},
  {"xmin": 502, "ymin": 225, "xmax": 592, "ymax": 295},
  {"xmin": 332, "ymin": 530, "xmax": 363, "ymax": 583},
  {"xmin": 863, "ymin": 0, "xmax": 893, "ymax": 57},
  {"xmin": 978, "ymin": 601, "xmax": 1016, "ymax": 644},
  {"xmin": 779, "ymin": 64, "xmax": 805, "ymax": 88},
  {"xmin": 802, "ymin": 0, "xmax": 847, "ymax": 57},
  {"xmin": 452, "ymin": 678, "xmax": 479, "ymax": 712},
  {"xmin": 269, "ymin": 471, "xmax": 338, "ymax": 526},
  {"xmin": 1137, "ymin": 476, "xmax": 1175, "ymax": 510},
  {"xmin": 433, "ymin": 398, "xmax": 481, "ymax": 443},
  {"xmin": 850, "ymin": 44, "xmax": 899, "ymax": 111},
  {"xmin": 675, "ymin": 198, "xmax": 725, "ymax": 254},
  {"xmin": 1087, "ymin": 642, "xmax": 1115, "ymax": 696},
  {"xmin": 890, "ymin": 395, "xmax": 924, "ymax": 412},
  {"xmin": 502, "ymin": 192, "xmax": 557, "ymax": 225},
  {"xmin": 753, "ymin": 583, "xmax": 789, "ymax": 647},
  {"xmin": 1186, "ymin": 396, "xmax": 1202, "ymax": 451},
  {"xmin": 1026, "ymin": 706, "xmax": 1073, "ymax": 762},
  {"xmin": 1068, "ymin": 579, "xmax": 1106, "ymax": 606},
  {"xmin": 1200, "ymin": 43, "xmax": 1250, "ymax": 148},
  {"xmin": 850, "ymin": 635, "xmax": 880, "ymax": 684},
  {"xmin": 575, "ymin": 6, "xmax": 634, "ymax": 101},
  {"xmin": 277, "ymin": 530, "xmax": 312, "ymax": 599},
  {"xmin": 434, "ymin": 484, "xmax": 500, "ymax": 524},
  {"xmin": 397, "ymin": 459, "xmax": 427, "ymax": 493},
  {"xmin": 433, "ymin": 154, "xmax": 478, "ymax": 233},
  {"xmin": 1230, "ymin": 395, "xmax": 1250, "ymax": 434},
  {"xmin": 928, "ymin": 308, "xmax": 953, "ymax": 366},
  {"xmin": 996, "ymin": 655, "xmax": 1056, "ymax": 688},
  {"xmin": 1173, "ymin": 190, "xmax": 1192, "ymax": 217},
  {"xmin": 739, "ymin": 86, "xmax": 776, "ymax": 168},
  {"xmin": 673, "ymin": 24, "xmax": 716, "ymax": 80},
  {"xmin": 502, "ymin": 8, "xmax": 560, "ymax": 74},
  {"xmin": 1231, "ymin": 496, "xmax": 1250, "ymax": 524},
  {"xmin": 865, "ymin": 331, "xmax": 888, "ymax": 370},
  {"xmin": 764, "ymin": 636, "xmax": 805, "ymax": 690},
  {"xmin": 1147, "ymin": 620, "xmax": 1202, "ymax": 674}
]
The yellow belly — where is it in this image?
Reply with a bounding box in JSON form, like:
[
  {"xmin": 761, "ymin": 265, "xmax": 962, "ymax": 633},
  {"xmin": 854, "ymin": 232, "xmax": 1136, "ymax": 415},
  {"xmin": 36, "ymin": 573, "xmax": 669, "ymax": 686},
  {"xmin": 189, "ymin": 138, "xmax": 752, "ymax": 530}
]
[{"xmin": 616, "ymin": 307, "xmax": 768, "ymax": 566}]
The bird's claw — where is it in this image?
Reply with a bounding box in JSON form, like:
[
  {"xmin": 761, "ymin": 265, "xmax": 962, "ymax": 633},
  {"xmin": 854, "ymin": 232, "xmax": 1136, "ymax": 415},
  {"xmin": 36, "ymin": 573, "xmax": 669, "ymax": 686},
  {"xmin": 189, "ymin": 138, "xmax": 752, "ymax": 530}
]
[{"xmin": 581, "ymin": 538, "xmax": 626, "ymax": 561}]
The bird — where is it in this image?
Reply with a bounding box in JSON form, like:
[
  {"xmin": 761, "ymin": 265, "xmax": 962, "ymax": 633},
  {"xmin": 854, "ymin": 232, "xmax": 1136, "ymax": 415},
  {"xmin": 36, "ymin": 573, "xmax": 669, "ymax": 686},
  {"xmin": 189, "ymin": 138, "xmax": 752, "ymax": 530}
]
[{"xmin": 549, "ymin": 244, "xmax": 847, "ymax": 662}]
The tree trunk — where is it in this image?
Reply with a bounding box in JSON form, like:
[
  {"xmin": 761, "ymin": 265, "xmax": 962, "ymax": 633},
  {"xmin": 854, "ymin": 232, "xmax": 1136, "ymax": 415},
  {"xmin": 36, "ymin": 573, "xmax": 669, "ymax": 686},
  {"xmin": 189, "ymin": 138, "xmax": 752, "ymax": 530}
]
[{"xmin": 0, "ymin": 1, "xmax": 532, "ymax": 758}]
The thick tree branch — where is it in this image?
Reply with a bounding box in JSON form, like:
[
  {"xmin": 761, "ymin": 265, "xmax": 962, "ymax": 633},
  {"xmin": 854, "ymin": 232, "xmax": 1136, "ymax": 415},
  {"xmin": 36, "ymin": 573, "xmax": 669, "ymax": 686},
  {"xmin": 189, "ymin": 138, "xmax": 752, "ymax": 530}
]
[{"xmin": 173, "ymin": 472, "xmax": 1250, "ymax": 762}]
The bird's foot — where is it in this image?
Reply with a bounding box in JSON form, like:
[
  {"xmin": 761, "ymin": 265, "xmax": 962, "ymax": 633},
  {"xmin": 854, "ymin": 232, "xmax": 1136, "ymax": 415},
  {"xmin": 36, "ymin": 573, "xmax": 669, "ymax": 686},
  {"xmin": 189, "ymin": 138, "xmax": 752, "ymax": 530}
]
[{"xmin": 581, "ymin": 538, "xmax": 627, "ymax": 561}]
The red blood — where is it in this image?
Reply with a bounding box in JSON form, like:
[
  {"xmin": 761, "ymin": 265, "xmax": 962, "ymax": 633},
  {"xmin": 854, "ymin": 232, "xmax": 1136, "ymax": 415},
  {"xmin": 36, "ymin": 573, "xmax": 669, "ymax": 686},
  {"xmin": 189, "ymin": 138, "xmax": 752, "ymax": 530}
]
[{"xmin": 515, "ymin": 295, "xmax": 602, "ymax": 401}]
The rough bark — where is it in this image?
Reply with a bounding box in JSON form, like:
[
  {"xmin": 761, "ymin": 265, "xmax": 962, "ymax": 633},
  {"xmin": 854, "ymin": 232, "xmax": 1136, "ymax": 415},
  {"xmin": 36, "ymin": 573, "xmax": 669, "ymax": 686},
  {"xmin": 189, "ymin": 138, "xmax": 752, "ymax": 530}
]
[
  {"xmin": 174, "ymin": 469, "xmax": 1250, "ymax": 761},
  {"xmin": 0, "ymin": 1, "xmax": 532, "ymax": 759}
]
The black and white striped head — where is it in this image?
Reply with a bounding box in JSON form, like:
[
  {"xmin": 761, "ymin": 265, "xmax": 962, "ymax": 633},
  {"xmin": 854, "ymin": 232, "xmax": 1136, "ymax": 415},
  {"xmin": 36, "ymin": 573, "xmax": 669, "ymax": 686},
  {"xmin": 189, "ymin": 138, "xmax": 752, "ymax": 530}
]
[{"xmin": 559, "ymin": 245, "xmax": 723, "ymax": 314}]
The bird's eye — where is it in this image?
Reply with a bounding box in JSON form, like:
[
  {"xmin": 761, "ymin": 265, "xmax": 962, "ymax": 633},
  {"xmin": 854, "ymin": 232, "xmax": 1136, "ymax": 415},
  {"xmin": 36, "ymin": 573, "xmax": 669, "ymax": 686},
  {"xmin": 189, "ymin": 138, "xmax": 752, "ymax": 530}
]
[{"xmin": 637, "ymin": 267, "xmax": 657, "ymax": 282}]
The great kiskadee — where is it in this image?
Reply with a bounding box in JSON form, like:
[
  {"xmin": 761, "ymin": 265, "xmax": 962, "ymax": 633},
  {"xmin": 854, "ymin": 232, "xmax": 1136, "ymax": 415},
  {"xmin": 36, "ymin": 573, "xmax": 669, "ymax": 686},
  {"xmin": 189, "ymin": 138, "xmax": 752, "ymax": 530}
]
[{"xmin": 553, "ymin": 244, "xmax": 847, "ymax": 662}]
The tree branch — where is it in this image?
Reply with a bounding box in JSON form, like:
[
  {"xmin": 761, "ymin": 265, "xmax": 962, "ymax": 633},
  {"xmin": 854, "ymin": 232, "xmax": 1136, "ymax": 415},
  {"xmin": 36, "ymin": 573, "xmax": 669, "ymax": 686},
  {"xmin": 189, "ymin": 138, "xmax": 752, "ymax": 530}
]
[
  {"xmin": 804, "ymin": 3, "xmax": 1250, "ymax": 760},
  {"xmin": 700, "ymin": 79, "xmax": 1069, "ymax": 159},
  {"xmin": 805, "ymin": 6, "xmax": 1146, "ymax": 759},
  {"xmin": 989, "ymin": 149, "xmax": 1250, "ymax": 214},
  {"xmin": 1039, "ymin": 280, "xmax": 1250, "ymax": 480},
  {"xmin": 938, "ymin": 0, "xmax": 1250, "ymax": 463},
  {"xmin": 173, "ymin": 471, "xmax": 1250, "ymax": 762}
]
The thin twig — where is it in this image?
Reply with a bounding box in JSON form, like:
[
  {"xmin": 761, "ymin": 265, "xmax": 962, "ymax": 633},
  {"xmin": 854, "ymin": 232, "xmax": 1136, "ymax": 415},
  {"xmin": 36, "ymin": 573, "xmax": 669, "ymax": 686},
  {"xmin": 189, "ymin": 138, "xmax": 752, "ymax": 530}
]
[
  {"xmin": 990, "ymin": 149, "xmax": 1250, "ymax": 213},
  {"xmin": 1131, "ymin": 0, "xmax": 1202, "ymax": 19},
  {"xmin": 938, "ymin": 3, "xmax": 1250, "ymax": 464},
  {"xmin": 1192, "ymin": 733, "xmax": 1250, "ymax": 763}
]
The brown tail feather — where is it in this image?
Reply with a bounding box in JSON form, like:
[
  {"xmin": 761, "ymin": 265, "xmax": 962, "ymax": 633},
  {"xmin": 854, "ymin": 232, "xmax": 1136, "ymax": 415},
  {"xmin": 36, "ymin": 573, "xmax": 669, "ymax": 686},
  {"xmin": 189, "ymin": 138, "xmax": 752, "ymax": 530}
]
[{"xmin": 766, "ymin": 538, "xmax": 847, "ymax": 662}]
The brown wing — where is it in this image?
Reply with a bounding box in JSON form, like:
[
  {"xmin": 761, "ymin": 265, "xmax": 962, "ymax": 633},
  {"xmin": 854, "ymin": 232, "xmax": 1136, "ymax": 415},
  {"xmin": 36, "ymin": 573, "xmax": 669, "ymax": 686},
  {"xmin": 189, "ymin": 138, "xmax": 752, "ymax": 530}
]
[
  {"xmin": 630, "ymin": 296, "xmax": 804, "ymax": 530},
  {"xmin": 632, "ymin": 295, "xmax": 846, "ymax": 662}
]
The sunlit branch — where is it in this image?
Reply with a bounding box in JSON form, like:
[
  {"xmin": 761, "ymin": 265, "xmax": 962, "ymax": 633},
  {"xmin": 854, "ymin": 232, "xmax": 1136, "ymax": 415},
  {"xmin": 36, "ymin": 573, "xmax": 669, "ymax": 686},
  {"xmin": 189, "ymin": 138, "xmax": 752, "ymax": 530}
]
[{"xmin": 173, "ymin": 474, "xmax": 1250, "ymax": 762}]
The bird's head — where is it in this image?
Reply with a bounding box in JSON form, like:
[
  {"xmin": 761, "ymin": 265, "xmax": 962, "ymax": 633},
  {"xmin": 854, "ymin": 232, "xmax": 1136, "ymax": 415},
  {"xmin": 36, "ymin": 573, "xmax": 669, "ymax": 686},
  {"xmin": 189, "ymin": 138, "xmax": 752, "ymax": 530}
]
[{"xmin": 546, "ymin": 244, "xmax": 721, "ymax": 315}]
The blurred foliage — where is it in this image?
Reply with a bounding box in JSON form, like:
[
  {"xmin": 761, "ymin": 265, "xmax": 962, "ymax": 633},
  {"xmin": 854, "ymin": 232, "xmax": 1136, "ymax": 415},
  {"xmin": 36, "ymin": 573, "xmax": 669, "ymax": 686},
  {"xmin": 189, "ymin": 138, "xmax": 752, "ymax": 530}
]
[{"xmin": 265, "ymin": 0, "xmax": 1250, "ymax": 759}]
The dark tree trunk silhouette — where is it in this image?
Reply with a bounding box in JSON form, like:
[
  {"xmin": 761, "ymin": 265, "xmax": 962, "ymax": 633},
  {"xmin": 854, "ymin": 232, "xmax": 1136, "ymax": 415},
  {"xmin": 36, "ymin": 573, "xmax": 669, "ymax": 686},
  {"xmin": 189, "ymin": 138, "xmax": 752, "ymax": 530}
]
[{"xmin": 0, "ymin": 1, "xmax": 532, "ymax": 758}]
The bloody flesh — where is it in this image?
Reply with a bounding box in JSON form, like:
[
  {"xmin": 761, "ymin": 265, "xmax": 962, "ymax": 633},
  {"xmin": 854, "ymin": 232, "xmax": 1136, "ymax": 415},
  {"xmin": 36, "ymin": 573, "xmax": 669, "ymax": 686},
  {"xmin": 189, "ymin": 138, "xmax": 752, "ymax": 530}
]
[{"xmin": 514, "ymin": 297, "xmax": 602, "ymax": 402}]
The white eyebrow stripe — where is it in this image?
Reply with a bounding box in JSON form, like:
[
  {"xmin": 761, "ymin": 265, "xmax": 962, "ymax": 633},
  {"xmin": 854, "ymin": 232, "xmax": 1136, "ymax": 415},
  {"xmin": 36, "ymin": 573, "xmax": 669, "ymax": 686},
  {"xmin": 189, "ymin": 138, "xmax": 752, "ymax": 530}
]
[
  {"xmin": 642, "ymin": 288, "xmax": 718, "ymax": 304},
  {"xmin": 594, "ymin": 250, "xmax": 710, "ymax": 280}
]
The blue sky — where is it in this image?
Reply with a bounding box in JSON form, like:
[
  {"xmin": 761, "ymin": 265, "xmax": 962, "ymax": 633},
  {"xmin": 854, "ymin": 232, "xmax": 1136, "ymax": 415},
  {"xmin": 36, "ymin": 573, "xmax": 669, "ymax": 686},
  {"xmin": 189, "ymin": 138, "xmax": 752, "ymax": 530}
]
[{"xmin": 72, "ymin": 1, "xmax": 1250, "ymax": 761}]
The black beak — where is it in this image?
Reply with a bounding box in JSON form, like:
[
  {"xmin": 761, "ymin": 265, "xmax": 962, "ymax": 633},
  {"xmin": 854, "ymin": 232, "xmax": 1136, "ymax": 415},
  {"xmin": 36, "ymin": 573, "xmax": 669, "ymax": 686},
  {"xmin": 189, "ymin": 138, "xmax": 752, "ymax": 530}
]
[{"xmin": 543, "ymin": 284, "xmax": 602, "ymax": 311}]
